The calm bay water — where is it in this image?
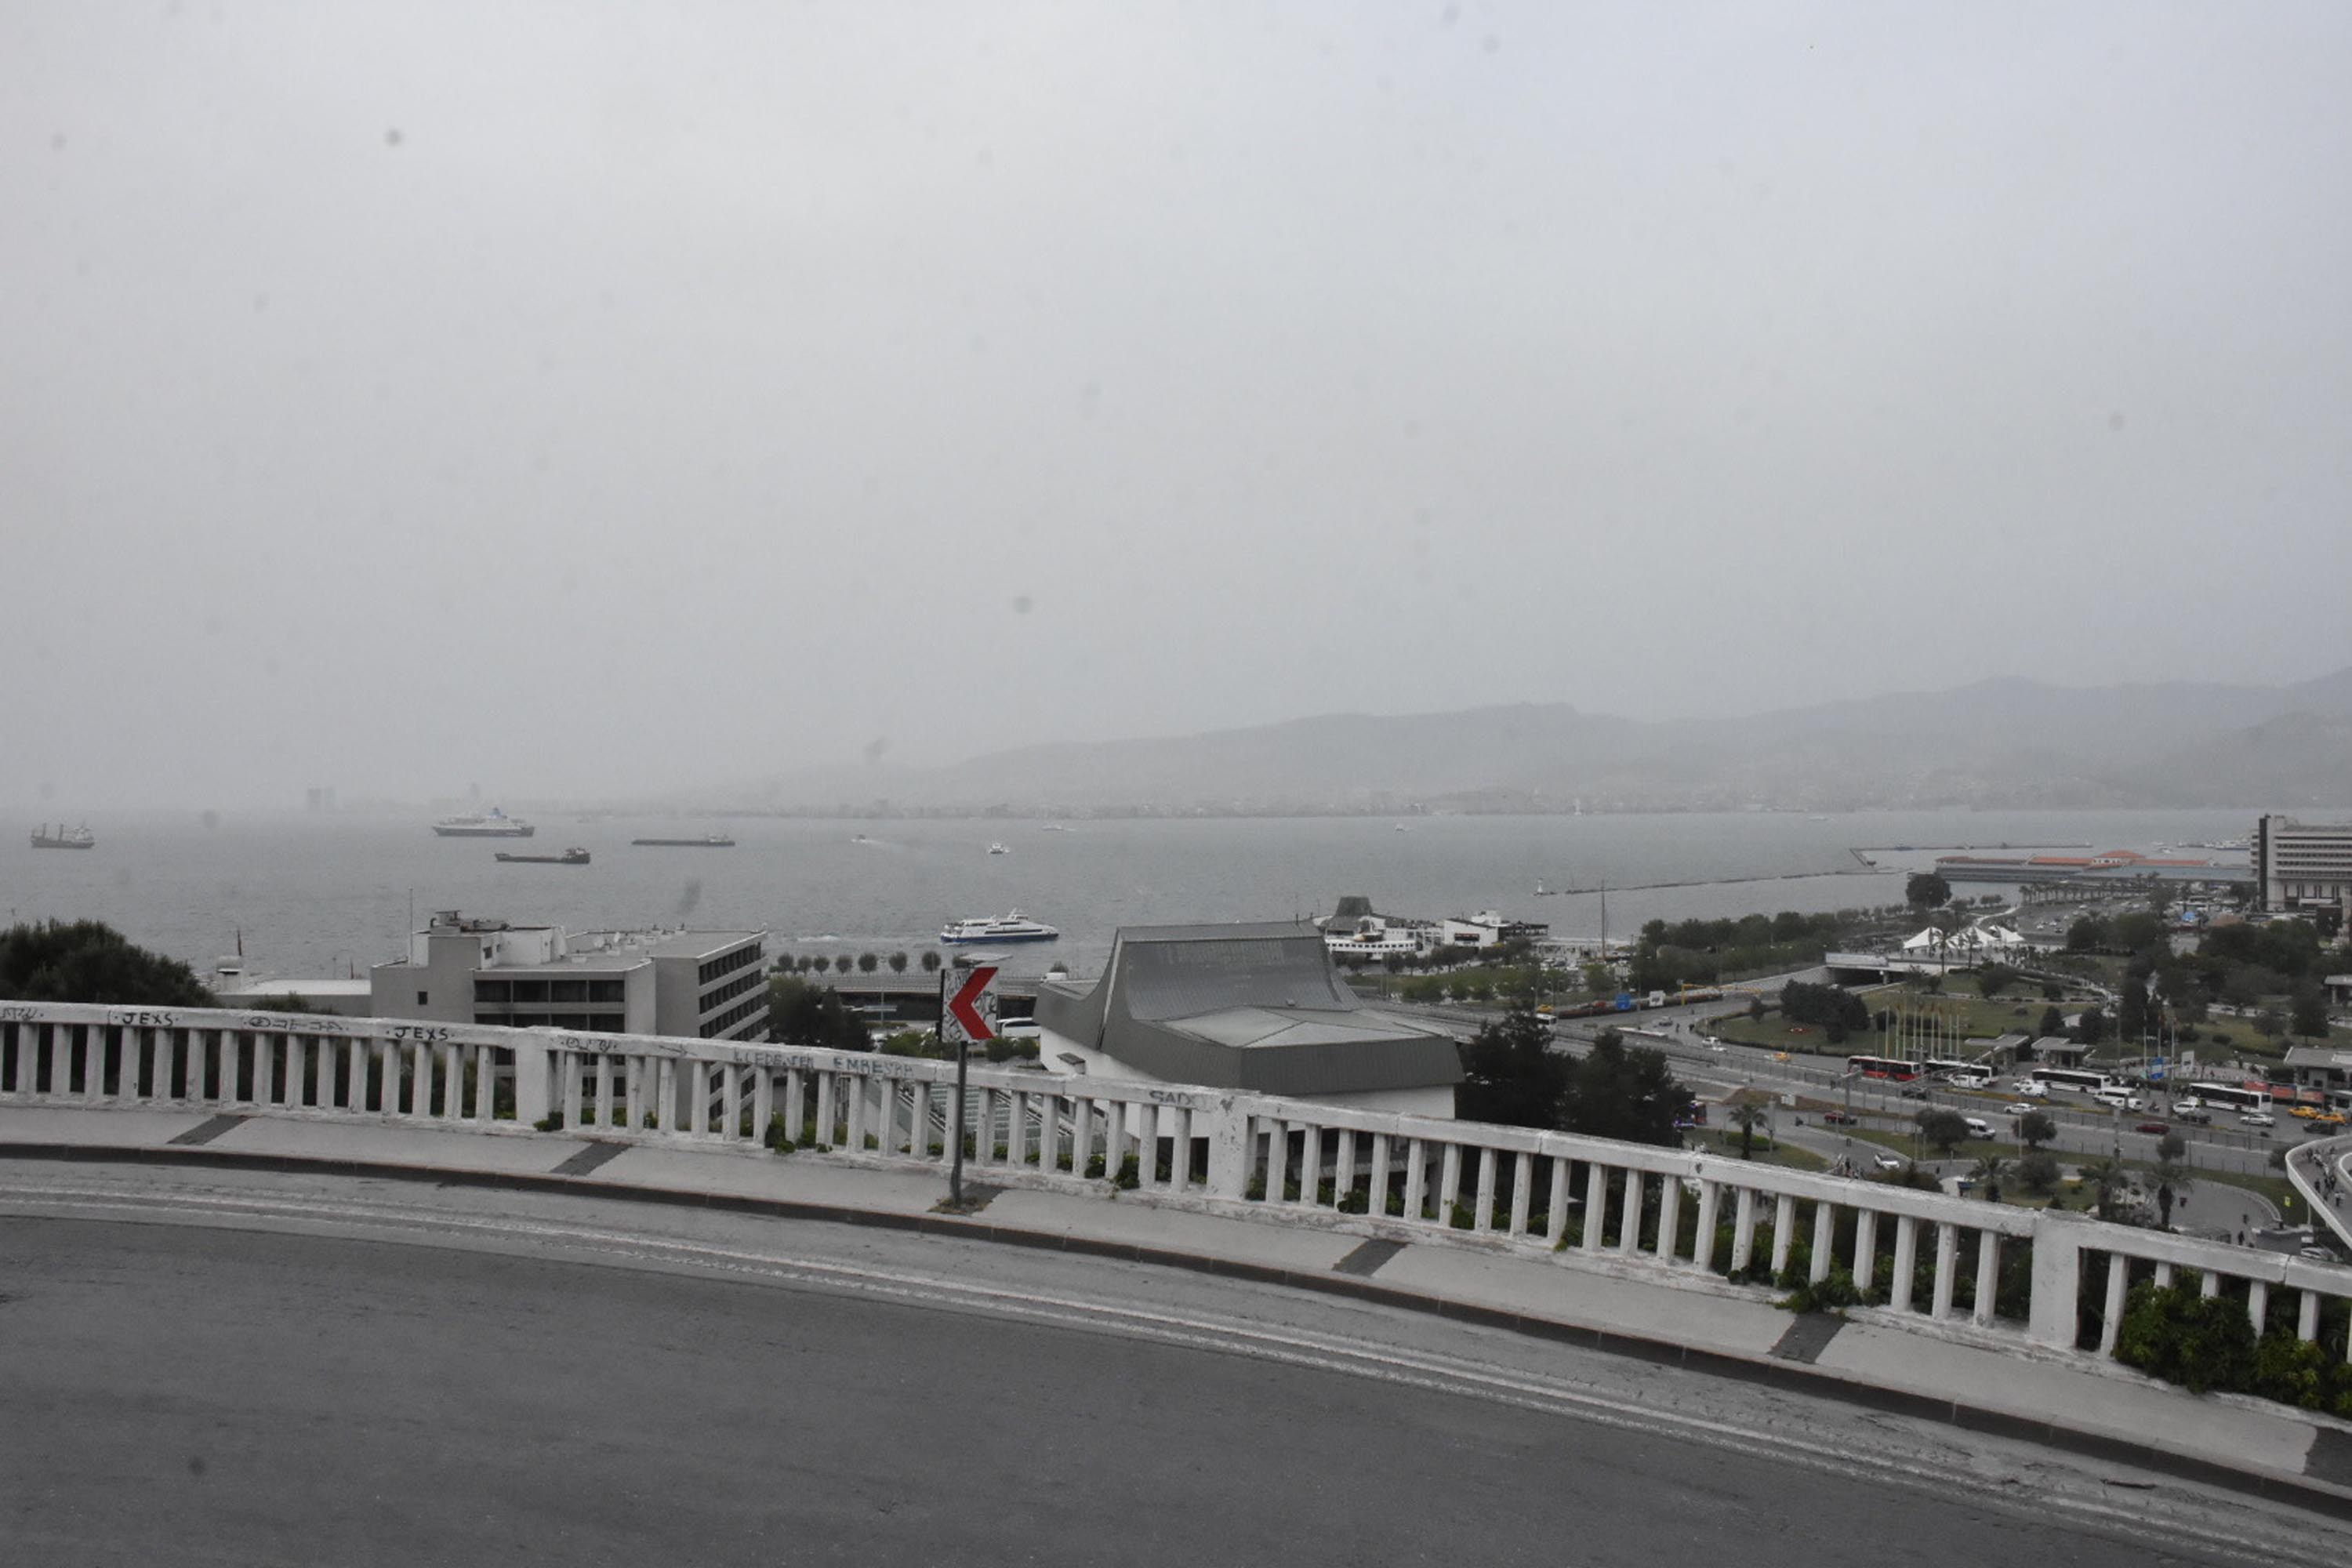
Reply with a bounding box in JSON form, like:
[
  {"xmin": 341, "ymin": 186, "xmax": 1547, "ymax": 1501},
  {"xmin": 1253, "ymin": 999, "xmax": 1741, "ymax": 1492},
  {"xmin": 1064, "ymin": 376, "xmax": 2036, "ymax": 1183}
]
[{"xmin": 2, "ymin": 808, "xmax": 2267, "ymax": 986}]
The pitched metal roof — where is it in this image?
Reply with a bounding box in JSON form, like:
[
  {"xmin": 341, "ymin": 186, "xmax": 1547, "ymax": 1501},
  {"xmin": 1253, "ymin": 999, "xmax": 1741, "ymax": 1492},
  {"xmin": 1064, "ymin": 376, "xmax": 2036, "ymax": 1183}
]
[{"xmin": 1035, "ymin": 921, "xmax": 1461, "ymax": 1095}]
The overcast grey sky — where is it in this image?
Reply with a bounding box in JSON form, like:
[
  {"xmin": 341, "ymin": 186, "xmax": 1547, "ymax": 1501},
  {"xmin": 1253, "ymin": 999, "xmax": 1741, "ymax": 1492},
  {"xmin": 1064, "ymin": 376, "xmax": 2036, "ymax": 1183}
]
[{"xmin": 7, "ymin": 2, "xmax": 2349, "ymax": 809}]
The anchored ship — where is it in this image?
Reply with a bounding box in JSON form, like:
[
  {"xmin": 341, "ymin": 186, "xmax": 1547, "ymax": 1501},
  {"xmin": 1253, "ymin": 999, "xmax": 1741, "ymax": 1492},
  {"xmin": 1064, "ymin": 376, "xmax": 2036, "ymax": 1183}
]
[
  {"xmin": 630, "ymin": 833, "xmax": 736, "ymax": 848},
  {"xmin": 494, "ymin": 847, "xmax": 590, "ymax": 865},
  {"xmin": 431, "ymin": 808, "xmax": 535, "ymax": 838},
  {"xmin": 30, "ymin": 822, "xmax": 96, "ymax": 850}
]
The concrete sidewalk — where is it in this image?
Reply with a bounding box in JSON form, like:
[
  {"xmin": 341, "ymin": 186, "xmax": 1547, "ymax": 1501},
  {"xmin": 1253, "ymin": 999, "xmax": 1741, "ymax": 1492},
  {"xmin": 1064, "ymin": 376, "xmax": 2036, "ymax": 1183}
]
[{"xmin": 4, "ymin": 1103, "xmax": 2348, "ymax": 1514}]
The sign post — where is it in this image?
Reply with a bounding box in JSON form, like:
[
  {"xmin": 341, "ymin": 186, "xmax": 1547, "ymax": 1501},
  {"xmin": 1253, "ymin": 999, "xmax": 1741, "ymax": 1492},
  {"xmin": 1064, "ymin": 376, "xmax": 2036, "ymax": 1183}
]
[{"xmin": 940, "ymin": 959, "xmax": 999, "ymax": 1208}]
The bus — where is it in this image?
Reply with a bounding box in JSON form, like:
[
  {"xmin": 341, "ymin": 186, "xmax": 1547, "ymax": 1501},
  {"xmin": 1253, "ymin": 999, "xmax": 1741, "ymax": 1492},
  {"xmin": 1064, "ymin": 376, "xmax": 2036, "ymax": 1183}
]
[
  {"xmin": 2029, "ymin": 1066, "xmax": 2118, "ymax": 1096},
  {"xmin": 2183, "ymin": 1082, "xmax": 2269, "ymax": 1115},
  {"xmin": 1846, "ymin": 1054, "xmax": 1921, "ymax": 1081}
]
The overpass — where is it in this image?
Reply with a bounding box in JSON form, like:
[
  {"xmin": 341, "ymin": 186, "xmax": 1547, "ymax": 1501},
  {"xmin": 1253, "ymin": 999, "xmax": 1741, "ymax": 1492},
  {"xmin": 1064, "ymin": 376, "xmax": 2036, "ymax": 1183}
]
[{"xmin": 4, "ymin": 999, "xmax": 2352, "ymax": 1522}]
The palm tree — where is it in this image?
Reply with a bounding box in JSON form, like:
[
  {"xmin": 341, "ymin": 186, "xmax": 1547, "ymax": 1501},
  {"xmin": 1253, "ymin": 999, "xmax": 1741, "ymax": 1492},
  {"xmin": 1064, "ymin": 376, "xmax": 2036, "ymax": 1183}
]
[
  {"xmin": 1728, "ymin": 1101, "xmax": 1769, "ymax": 1160},
  {"xmin": 2154, "ymin": 1131, "xmax": 2191, "ymax": 1229},
  {"xmin": 1971, "ymin": 1155, "xmax": 2009, "ymax": 1206},
  {"xmin": 2081, "ymin": 1157, "xmax": 2129, "ymax": 1222}
]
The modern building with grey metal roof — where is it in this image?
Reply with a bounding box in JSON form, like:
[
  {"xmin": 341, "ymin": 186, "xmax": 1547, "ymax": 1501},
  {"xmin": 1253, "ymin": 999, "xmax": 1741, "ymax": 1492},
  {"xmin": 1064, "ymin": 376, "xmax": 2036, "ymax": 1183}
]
[{"xmin": 1036, "ymin": 921, "xmax": 1461, "ymax": 1117}]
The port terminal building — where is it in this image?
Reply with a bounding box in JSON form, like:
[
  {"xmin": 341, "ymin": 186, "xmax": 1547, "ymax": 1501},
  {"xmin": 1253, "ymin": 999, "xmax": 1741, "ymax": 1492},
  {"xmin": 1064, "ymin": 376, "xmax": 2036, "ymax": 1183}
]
[
  {"xmin": 369, "ymin": 910, "xmax": 770, "ymax": 1041},
  {"xmin": 1037, "ymin": 920, "xmax": 1463, "ymax": 1118}
]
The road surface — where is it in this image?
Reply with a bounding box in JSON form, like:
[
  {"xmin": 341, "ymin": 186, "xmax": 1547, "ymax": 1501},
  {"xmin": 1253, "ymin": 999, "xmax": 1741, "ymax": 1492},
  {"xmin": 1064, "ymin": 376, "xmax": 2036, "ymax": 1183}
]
[{"xmin": 2, "ymin": 1163, "xmax": 2344, "ymax": 1566}]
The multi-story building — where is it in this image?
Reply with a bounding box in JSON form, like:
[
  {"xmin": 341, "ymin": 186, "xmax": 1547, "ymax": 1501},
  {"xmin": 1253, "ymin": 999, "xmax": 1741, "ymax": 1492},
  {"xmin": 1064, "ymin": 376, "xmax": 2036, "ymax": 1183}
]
[
  {"xmin": 371, "ymin": 910, "xmax": 770, "ymax": 1041},
  {"xmin": 2252, "ymin": 815, "xmax": 2352, "ymax": 913}
]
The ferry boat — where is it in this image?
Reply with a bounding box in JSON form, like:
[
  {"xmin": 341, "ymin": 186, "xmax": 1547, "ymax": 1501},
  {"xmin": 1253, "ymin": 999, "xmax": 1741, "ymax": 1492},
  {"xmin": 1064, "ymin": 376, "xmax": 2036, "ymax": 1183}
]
[
  {"xmin": 495, "ymin": 847, "xmax": 590, "ymax": 865},
  {"xmin": 987, "ymin": 842, "xmax": 1010, "ymax": 855},
  {"xmin": 940, "ymin": 911, "xmax": 1060, "ymax": 945},
  {"xmin": 431, "ymin": 808, "xmax": 535, "ymax": 838},
  {"xmin": 630, "ymin": 833, "xmax": 736, "ymax": 848},
  {"xmin": 30, "ymin": 822, "xmax": 96, "ymax": 850}
]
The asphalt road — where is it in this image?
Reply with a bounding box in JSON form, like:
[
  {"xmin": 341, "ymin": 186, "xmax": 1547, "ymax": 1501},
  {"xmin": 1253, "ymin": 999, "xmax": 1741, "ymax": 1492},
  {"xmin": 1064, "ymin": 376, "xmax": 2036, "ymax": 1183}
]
[{"xmin": 2, "ymin": 1170, "xmax": 2343, "ymax": 1567}]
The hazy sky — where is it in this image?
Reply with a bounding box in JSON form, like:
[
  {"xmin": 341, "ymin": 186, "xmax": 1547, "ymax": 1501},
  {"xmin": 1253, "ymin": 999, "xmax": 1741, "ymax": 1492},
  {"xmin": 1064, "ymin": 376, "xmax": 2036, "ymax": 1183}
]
[{"xmin": 8, "ymin": 2, "xmax": 2350, "ymax": 809}]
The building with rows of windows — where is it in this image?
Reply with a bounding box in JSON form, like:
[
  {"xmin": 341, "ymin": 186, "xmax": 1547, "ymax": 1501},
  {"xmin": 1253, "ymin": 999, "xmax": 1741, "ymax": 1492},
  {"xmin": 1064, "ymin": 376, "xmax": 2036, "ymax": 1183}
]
[
  {"xmin": 369, "ymin": 909, "xmax": 770, "ymax": 1041},
  {"xmin": 2253, "ymin": 815, "xmax": 2352, "ymax": 914}
]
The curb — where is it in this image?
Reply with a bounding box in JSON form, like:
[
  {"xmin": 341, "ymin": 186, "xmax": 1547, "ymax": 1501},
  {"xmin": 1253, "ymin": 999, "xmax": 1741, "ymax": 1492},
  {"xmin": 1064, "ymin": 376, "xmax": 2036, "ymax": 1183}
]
[{"xmin": 5, "ymin": 1138, "xmax": 2350, "ymax": 1519}]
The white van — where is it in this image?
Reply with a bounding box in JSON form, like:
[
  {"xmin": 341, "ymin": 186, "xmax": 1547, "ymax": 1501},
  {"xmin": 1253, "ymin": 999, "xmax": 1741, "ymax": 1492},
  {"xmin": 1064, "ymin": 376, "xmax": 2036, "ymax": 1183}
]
[{"xmin": 2092, "ymin": 1089, "xmax": 2145, "ymax": 1112}]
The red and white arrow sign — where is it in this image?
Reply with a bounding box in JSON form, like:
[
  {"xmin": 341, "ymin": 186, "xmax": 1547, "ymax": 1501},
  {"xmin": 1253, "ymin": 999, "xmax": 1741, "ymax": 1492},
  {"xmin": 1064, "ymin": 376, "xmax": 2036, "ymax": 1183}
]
[{"xmin": 944, "ymin": 964, "xmax": 999, "ymax": 1046}]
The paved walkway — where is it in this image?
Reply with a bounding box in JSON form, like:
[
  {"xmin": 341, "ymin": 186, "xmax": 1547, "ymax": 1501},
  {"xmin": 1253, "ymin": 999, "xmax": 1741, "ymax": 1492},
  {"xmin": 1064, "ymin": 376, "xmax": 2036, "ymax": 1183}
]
[{"xmin": 4, "ymin": 1103, "xmax": 2350, "ymax": 1514}]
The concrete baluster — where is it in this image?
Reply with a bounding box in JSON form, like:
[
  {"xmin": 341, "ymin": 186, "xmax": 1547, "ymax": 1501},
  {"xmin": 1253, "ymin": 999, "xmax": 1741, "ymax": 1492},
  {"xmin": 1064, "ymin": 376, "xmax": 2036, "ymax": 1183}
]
[
  {"xmin": 1853, "ymin": 1210, "xmax": 1879, "ymax": 1299},
  {"xmin": 1809, "ymin": 1200, "xmax": 1835, "ymax": 1285},
  {"xmin": 378, "ymin": 1039, "xmax": 398, "ymax": 1116},
  {"xmin": 85, "ymin": 1024, "xmax": 107, "ymax": 1102},
  {"xmin": 723, "ymin": 1064, "xmax": 743, "ymax": 1139},
  {"xmin": 1890, "ymin": 1217, "xmax": 1918, "ymax": 1312},
  {"xmin": 815, "ymin": 1073, "xmax": 837, "ymax": 1149},
  {"xmin": 1403, "ymin": 1138, "xmax": 1427, "ymax": 1221},
  {"xmin": 2198, "ymin": 1269, "xmax": 2220, "ymax": 1300},
  {"xmin": 1508, "ymin": 1151, "xmax": 1533, "ymax": 1239},
  {"xmin": 1618, "ymin": 1170, "xmax": 1644, "ymax": 1255},
  {"xmin": 410, "ymin": 1042, "xmax": 429, "ymax": 1115},
  {"xmin": 281, "ymin": 1035, "xmax": 303, "ymax": 1110},
  {"xmin": 1654, "ymin": 1172, "xmax": 1682, "ymax": 1263},
  {"xmin": 1582, "ymin": 1163, "xmax": 1610, "ymax": 1253},
  {"xmin": 156, "ymin": 1028, "xmax": 180, "ymax": 1102},
  {"xmin": 1931, "ymin": 1222, "xmax": 1958, "ymax": 1319},
  {"xmin": 1071, "ymin": 1094, "xmax": 1094, "ymax": 1174},
  {"xmin": 1690, "ymin": 1178, "xmax": 1719, "ymax": 1269},
  {"xmin": 2299, "ymin": 1288, "xmax": 2321, "ymax": 1344},
  {"xmin": 1365, "ymin": 1134, "xmax": 1392, "ymax": 1220},
  {"xmin": 1333, "ymin": 1126, "xmax": 1356, "ymax": 1210},
  {"xmin": 1262, "ymin": 1115, "xmax": 1287, "ymax": 1200},
  {"xmin": 2154, "ymin": 1261, "xmax": 2173, "ymax": 1288},
  {"xmin": 45, "ymin": 1022, "xmax": 68, "ymax": 1098},
  {"xmin": 440, "ymin": 1043, "xmax": 461, "ymax": 1118},
  {"xmin": 2100, "ymin": 1253, "xmax": 2129, "ymax": 1355},
  {"xmin": 1438, "ymin": 1143, "xmax": 1462, "ymax": 1223},
  {"xmin": 2247, "ymin": 1279, "xmax": 2269, "ymax": 1336},
  {"xmin": 1171, "ymin": 1107, "xmax": 1194, "ymax": 1190},
  {"xmin": 345, "ymin": 1037, "xmax": 365, "ymax": 1112},
  {"xmin": 1973, "ymin": 1231, "xmax": 2000, "ymax": 1327},
  {"xmin": 783, "ymin": 1070, "xmax": 804, "ymax": 1145},
  {"xmin": 1101, "ymin": 1098, "xmax": 1127, "ymax": 1184},
  {"xmin": 1472, "ymin": 1146, "xmax": 1497, "ymax": 1231},
  {"xmin": 1770, "ymin": 1194, "xmax": 1796, "ymax": 1277},
  {"xmin": 1730, "ymin": 1187, "xmax": 1757, "ymax": 1274}
]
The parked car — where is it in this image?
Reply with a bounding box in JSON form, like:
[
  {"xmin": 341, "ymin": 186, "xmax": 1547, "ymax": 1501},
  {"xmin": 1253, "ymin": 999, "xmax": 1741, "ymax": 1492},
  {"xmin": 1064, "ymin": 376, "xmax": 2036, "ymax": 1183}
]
[
  {"xmin": 2004, "ymin": 1102, "xmax": 2036, "ymax": 1116},
  {"xmin": 2175, "ymin": 1109, "xmax": 2212, "ymax": 1126},
  {"xmin": 1822, "ymin": 1109, "xmax": 1859, "ymax": 1126},
  {"xmin": 1872, "ymin": 1152, "xmax": 1906, "ymax": 1172},
  {"xmin": 1963, "ymin": 1116, "xmax": 1995, "ymax": 1138},
  {"xmin": 1898, "ymin": 1084, "xmax": 1928, "ymax": 1101},
  {"xmin": 2170, "ymin": 1098, "xmax": 2204, "ymax": 1116}
]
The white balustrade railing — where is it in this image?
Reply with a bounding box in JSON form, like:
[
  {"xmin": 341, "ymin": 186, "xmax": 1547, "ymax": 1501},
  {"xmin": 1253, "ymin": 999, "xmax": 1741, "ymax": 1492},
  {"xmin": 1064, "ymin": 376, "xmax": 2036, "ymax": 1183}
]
[{"xmin": 4, "ymin": 1001, "xmax": 2350, "ymax": 1370}]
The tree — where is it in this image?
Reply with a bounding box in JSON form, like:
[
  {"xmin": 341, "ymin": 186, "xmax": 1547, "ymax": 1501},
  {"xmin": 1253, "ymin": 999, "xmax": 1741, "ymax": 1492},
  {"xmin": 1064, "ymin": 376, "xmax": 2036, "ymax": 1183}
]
[
  {"xmin": 2290, "ymin": 983, "xmax": 2329, "ymax": 1039},
  {"xmin": 2016, "ymin": 1149, "xmax": 2062, "ymax": 1196},
  {"xmin": 2154, "ymin": 1132, "xmax": 2191, "ymax": 1230},
  {"xmin": 766, "ymin": 975, "xmax": 871, "ymax": 1051},
  {"xmin": 2253, "ymin": 1007, "xmax": 2285, "ymax": 1039},
  {"xmin": 1455, "ymin": 1004, "xmax": 1570, "ymax": 1129},
  {"xmin": 834, "ymin": 954, "xmax": 857, "ymax": 974},
  {"xmin": 1559, "ymin": 1031, "xmax": 1688, "ymax": 1146},
  {"xmin": 2073, "ymin": 1006, "xmax": 2107, "ymax": 1047},
  {"xmin": 2037, "ymin": 1004, "xmax": 2065, "ymax": 1040},
  {"xmin": 2116, "ymin": 978, "xmax": 2147, "ymax": 1051},
  {"xmin": 1972, "ymin": 1155, "xmax": 2009, "ymax": 1205},
  {"xmin": 1907, "ymin": 871, "xmax": 1951, "ymax": 913},
  {"xmin": 1975, "ymin": 963, "xmax": 2018, "ymax": 1000},
  {"xmin": 1917, "ymin": 1108, "xmax": 1972, "ymax": 1156},
  {"xmin": 1727, "ymin": 1099, "xmax": 1769, "ymax": 1160},
  {"xmin": 1581, "ymin": 961, "xmax": 1614, "ymax": 996},
  {"xmin": 2066, "ymin": 916, "xmax": 2108, "ymax": 953},
  {"xmin": 857, "ymin": 952, "xmax": 880, "ymax": 974},
  {"xmin": 2082, "ymin": 1157, "xmax": 2132, "ymax": 1223},
  {"xmin": 888, "ymin": 951, "xmax": 909, "ymax": 975},
  {"xmin": 920, "ymin": 949, "xmax": 942, "ymax": 973},
  {"xmin": 2017, "ymin": 1109, "xmax": 2058, "ymax": 1149},
  {"xmin": 0, "ymin": 920, "xmax": 215, "ymax": 1006}
]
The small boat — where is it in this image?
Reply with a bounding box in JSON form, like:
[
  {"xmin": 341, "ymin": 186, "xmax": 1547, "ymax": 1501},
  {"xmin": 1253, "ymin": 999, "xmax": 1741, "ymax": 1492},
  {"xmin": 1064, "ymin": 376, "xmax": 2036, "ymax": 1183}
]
[
  {"xmin": 495, "ymin": 847, "xmax": 590, "ymax": 865},
  {"xmin": 941, "ymin": 910, "xmax": 1059, "ymax": 944},
  {"xmin": 432, "ymin": 808, "xmax": 535, "ymax": 837},
  {"xmin": 630, "ymin": 833, "xmax": 736, "ymax": 848},
  {"xmin": 31, "ymin": 822, "xmax": 96, "ymax": 850},
  {"xmin": 987, "ymin": 842, "xmax": 1010, "ymax": 855},
  {"xmin": 1040, "ymin": 823, "xmax": 1069, "ymax": 832}
]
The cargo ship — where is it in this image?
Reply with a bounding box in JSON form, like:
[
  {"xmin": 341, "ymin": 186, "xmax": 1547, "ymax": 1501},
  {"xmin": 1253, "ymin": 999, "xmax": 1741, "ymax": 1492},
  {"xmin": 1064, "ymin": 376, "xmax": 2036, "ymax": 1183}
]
[
  {"xmin": 630, "ymin": 833, "xmax": 735, "ymax": 848},
  {"xmin": 31, "ymin": 822, "xmax": 96, "ymax": 850},
  {"xmin": 431, "ymin": 809, "xmax": 535, "ymax": 838},
  {"xmin": 495, "ymin": 847, "xmax": 590, "ymax": 865}
]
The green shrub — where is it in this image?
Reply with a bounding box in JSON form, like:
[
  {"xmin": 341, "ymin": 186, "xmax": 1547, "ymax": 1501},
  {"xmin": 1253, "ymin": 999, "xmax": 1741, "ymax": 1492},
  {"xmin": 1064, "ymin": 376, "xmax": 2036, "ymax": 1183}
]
[
  {"xmin": 2113, "ymin": 1282, "xmax": 2256, "ymax": 1394},
  {"xmin": 1779, "ymin": 1266, "xmax": 1862, "ymax": 1315},
  {"xmin": 533, "ymin": 1111, "xmax": 564, "ymax": 1132},
  {"xmin": 764, "ymin": 1113, "xmax": 795, "ymax": 1152}
]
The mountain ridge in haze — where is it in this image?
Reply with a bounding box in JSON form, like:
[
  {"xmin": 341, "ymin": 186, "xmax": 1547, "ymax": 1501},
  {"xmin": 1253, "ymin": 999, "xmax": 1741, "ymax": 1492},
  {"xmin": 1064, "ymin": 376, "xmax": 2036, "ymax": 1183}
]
[{"xmin": 699, "ymin": 666, "xmax": 2352, "ymax": 814}]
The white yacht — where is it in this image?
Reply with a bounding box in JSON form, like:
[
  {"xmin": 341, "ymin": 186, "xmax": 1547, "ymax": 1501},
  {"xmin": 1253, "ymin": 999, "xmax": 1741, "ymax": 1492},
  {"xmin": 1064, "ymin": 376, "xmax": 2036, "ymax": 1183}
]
[{"xmin": 939, "ymin": 911, "xmax": 1059, "ymax": 945}]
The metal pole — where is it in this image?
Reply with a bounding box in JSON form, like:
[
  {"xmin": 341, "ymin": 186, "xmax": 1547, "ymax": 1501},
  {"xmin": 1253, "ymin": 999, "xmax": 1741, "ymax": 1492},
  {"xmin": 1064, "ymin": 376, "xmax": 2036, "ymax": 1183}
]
[{"xmin": 944, "ymin": 965, "xmax": 967, "ymax": 1207}]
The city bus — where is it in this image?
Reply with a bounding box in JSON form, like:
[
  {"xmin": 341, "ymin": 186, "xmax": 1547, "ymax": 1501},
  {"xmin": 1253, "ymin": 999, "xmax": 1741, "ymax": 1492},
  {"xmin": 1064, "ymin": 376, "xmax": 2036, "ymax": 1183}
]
[
  {"xmin": 2183, "ymin": 1082, "xmax": 2269, "ymax": 1116},
  {"xmin": 1846, "ymin": 1054, "xmax": 1922, "ymax": 1082},
  {"xmin": 2029, "ymin": 1066, "xmax": 2118, "ymax": 1096}
]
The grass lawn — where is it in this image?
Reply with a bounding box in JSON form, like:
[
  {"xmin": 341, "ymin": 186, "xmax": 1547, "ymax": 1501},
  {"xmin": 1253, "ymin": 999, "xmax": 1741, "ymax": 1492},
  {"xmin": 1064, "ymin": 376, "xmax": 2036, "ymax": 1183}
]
[{"xmin": 1687, "ymin": 1129, "xmax": 1828, "ymax": 1171}]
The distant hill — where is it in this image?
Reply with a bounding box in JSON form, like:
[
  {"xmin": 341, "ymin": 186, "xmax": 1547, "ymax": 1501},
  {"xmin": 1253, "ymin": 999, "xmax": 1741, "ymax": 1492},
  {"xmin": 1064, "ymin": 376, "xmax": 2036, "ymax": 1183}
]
[{"xmin": 697, "ymin": 666, "xmax": 2352, "ymax": 815}]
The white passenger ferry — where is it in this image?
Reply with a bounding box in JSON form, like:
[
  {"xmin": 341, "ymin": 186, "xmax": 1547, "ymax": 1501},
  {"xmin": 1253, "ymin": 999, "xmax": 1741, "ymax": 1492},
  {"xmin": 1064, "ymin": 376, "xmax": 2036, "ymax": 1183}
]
[{"xmin": 939, "ymin": 911, "xmax": 1059, "ymax": 945}]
